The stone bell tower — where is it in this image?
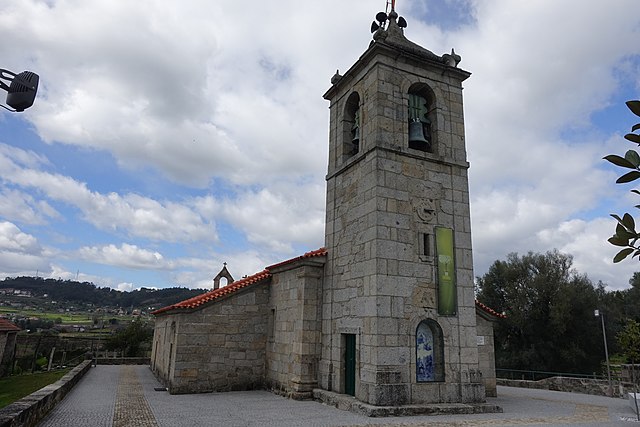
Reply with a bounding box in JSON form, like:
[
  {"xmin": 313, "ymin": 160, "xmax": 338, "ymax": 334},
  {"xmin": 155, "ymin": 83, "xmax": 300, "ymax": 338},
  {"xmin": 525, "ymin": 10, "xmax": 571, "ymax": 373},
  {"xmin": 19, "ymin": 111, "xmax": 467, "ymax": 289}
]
[{"xmin": 320, "ymin": 6, "xmax": 484, "ymax": 406}]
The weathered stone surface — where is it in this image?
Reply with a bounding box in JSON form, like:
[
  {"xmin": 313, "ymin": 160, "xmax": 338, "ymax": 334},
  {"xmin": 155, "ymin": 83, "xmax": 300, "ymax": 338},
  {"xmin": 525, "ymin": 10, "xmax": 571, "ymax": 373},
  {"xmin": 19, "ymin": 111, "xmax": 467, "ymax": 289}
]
[
  {"xmin": 498, "ymin": 376, "xmax": 635, "ymax": 398},
  {"xmin": 151, "ymin": 284, "xmax": 269, "ymax": 394},
  {"xmin": 150, "ymin": 10, "xmax": 496, "ymax": 411},
  {"xmin": 0, "ymin": 360, "xmax": 91, "ymax": 427},
  {"xmin": 313, "ymin": 388, "xmax": 501, "ymax": 417}
]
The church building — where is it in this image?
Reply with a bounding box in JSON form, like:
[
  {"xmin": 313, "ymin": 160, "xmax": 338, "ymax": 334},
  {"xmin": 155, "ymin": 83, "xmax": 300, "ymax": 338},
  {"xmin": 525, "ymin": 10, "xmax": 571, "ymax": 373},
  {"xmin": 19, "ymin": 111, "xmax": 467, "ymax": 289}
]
[{"xmin": 151, "ymin": 5, "xmax": 504, "ymax": 408}]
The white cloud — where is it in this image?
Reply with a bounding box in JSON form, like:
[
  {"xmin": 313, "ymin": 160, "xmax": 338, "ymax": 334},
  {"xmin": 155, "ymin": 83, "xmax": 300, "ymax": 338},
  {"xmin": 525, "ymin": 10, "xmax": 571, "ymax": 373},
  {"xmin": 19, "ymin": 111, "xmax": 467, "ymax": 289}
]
[
  {"xmin": 216, "ymin": 184, "xmax": 325, "ymax": 253},
  {"xmin": 448, "ymin": 0, "xmax": 640, "ymax": 289},
  {"xmin": 0, "ymin": 143, "xmax": 218, "ymax": 243},
  {"xmin": 116, "ymin": 282, "xmax": 134, "ymax": 292},
  {"xmin": 0, "ymin": 188, "xmax": 60, "ymax": 225},
  {"xmin": 2, "ymin": 0, "xmax": 350, "ymax": 188},
  {"xmin": 0, "ymin": 221, "xmax": 42, "ymax": 253},
  {"xmin": 538, "ymin": 218, "xmax": 638, "ymax": 289},
  {"xmin": 170, "ymin": 249, "xmax": 277, "ymax": 290},
  {"xmin": 0, "ymin": 221, "xmax": 50, "ymax": 276},
  {"xmin": 0, "ymin": 143, "xmax": 49, "ymax": 170},
  {"xmin": 78, "ymin": 243, "xmax": 168, "ymax": 270},
  {"xmin": 0, "ymin": 0, "xmax": 639, "ymax": 292}
]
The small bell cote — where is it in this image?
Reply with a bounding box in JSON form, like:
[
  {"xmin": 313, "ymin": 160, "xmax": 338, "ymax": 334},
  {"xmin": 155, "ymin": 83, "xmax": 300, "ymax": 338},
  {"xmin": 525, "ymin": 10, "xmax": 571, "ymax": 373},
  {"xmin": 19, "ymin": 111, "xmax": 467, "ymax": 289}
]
[{"xmin": 213, "ymin": 263, "xmax": 234, "ymax": 290}]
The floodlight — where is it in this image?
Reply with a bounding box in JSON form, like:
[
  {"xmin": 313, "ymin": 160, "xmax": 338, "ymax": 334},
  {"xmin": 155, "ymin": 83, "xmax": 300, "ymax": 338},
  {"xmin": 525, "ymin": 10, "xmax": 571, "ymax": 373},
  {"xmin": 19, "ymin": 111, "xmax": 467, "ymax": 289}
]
[{"xmin": 0, "ymin": 68, "xmax": 39, "ymax": 112}]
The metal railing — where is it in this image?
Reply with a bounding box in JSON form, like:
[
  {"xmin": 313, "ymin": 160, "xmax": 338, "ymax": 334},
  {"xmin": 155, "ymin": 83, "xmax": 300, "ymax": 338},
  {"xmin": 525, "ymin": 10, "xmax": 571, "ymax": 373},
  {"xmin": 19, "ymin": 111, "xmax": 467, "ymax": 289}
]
[{"xmin": 496, "ymin": 368, "xmax": 608, "ymax": 382}]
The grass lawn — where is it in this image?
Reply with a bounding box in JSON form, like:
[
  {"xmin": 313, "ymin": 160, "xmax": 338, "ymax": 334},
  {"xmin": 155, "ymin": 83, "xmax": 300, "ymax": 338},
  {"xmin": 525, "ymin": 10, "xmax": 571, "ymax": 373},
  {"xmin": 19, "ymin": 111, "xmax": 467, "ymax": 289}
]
[{"xmin": 0, "ymin": 369, "xmax": 69, "ymax": 409}]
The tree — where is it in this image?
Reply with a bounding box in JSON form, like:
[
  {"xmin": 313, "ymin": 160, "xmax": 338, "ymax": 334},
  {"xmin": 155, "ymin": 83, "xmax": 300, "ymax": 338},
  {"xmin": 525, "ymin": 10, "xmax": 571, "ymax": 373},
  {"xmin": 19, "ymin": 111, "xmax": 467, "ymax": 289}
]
[
  {"xmin": 104, "ymin": 319, "xmax": 153, "ymax": 357},
  {"xmin": 618, "ymin": 319, "xmax": 640, "ymax": 364},
  {"xmin": 476, "ymin": 250, "xmax": 602, "ymax": 374},
  {"xmin": 604, "ymin": 100, "xmax": 640, "ymax": 262},
  {"xmin": 617, "ymin": 319, "xmax": 640, "ymax": 419}
]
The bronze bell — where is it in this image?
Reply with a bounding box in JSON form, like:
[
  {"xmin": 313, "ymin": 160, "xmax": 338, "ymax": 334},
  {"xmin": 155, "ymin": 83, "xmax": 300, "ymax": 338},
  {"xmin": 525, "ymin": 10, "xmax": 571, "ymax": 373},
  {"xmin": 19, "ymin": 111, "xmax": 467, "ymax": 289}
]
[
  {"xmin": 408, "ymin": 120, "xmax": 428, "ymax": 144},
  {"xmin": 352, "ymin": 126, "xmax": 360, "ymax": 145}
]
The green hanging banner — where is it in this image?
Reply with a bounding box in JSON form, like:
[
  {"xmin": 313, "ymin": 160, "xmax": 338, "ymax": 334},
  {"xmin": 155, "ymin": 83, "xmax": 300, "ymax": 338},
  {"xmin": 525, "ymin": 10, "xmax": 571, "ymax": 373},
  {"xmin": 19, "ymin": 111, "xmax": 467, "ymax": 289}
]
[{"xmin": 436, "ymin": 227, "xmax": 457, "ymax": 315}]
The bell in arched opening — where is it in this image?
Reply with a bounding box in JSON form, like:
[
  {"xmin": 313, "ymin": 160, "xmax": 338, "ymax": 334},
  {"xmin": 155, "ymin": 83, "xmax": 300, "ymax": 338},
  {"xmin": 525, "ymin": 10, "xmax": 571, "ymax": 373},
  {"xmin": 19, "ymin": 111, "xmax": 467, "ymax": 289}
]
[
  {"xmin": 350, "ymin": 108, "xmax": 361, "ymax": 155},
  {"xmin": 409, "ymin": 119, "xmax": 430, "ymax": 151}
]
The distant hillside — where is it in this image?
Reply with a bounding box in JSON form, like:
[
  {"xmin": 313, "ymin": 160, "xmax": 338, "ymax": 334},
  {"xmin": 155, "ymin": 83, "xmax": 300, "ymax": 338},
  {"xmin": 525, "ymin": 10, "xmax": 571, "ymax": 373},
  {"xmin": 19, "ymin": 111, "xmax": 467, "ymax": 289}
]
[{"xmin": 0, "ymin": 276, "xmax": 206, "ymax": 311}]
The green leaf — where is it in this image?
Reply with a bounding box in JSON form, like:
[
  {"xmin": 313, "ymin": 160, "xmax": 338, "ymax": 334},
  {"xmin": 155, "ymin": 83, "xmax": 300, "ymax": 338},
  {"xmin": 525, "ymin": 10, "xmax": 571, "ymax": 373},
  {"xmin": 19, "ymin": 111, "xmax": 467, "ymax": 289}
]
[
  {"xmin": 604, "ymin": 154, "xmax": 636, "ymax": 168},
  {"xmin": 626, "ymin": 150, "xmax": 640, "ymax": 167},
  {"xmin": 617, "ymin": 223, "xmax": 636, "ymax": 239},
  {"xmin": 633, "ymin": 123, "xmax": 640, "ymax": 132},
  {"xmin": 625, "ymin": 133, "xmax": 640, "ymax": 144},
  {"xmin": 614, "ymin": 248, "xmax": 634, "ymax": 263},
  {"xmin": 627, "ymin": 101, "xmax": 640, "ymax": 117},
  {"xmin": 609, "ymin": 236, "xmax": 630, "ymax": 247},
  {"xmin": 623, "ymin": 213, "xmax": 636, "ymax": 231},
  {"xmin": 617, "ymin": 171, "xmax": 640, "ymax": 184},
  {"xmin": 611, "ymin": 214, "xmax": 623, "ymax": 223},
  {"xmin": 632, "ymin": 190, "xmax": 640, "ymax": 195}
]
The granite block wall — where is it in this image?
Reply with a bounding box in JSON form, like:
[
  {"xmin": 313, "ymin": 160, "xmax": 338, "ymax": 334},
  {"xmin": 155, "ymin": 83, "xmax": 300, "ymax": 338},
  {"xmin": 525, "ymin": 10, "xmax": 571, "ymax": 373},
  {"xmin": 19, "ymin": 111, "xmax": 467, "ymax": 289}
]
[
  {"xmin": 476, "ymin": 314, "xmax": 497, "ymax": 397},
  {"xmin": 266, "ymin": 259, "xmax": 324, "ymax": 398},
  {"xmin": 152, "ymin": 283, "xmax": 270, "ymax": 394}
]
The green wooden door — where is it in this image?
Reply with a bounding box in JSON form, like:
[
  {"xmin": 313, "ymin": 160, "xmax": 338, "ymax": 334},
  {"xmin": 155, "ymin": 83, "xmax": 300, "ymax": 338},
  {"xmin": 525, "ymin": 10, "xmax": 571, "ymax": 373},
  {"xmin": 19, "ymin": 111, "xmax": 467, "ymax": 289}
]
[{"xmin": 344, "ymin": 334, "xmax": 356, "ymax": 396}]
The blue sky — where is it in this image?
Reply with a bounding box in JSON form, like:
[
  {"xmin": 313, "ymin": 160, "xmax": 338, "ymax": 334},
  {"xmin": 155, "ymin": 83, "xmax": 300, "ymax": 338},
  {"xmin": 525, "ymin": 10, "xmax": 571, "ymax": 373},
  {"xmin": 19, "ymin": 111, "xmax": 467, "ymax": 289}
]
[{"xmin": 0, "ymin": 0, "xmax": 639, "ymax": 291}]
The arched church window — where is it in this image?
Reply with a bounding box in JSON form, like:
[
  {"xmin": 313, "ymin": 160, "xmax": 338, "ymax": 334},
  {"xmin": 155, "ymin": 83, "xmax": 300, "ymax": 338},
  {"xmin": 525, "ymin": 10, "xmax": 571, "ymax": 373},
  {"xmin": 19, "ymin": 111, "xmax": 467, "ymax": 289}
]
[
  {"xmin": 343, "ymin": 92, "xmax": 361, "ymax": 159},
  {"xmin": 416, "ymin": 319, "xmax": 444, "ymax": 382},
  {"xmin": 408, "ymin": 85, "xmax": 435, "ymax": 152}
]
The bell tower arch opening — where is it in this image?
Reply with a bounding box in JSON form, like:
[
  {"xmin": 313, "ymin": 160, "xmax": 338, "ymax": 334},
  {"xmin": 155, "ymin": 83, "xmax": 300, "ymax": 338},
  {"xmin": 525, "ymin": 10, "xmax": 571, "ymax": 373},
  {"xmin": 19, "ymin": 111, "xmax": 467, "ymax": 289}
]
[
  {"xmin": 408, "ymin": 83, "xmax": 436, "ymax": 153},
  {"xmin": 342, "ymin": 91, "xmax": 361, "ymax": 160}
]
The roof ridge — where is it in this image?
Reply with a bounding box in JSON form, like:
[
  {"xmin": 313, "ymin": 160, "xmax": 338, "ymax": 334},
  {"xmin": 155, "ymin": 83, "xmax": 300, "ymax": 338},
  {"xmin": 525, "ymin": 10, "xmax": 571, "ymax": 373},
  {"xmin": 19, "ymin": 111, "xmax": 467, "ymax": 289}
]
[
  {"xmin": 475, "ymin": 300, "xmax": 506, "ymax": 319},
  {"xmin": 152, "ymin": 269, "xmax": 271, "ymax": 315},
  {"xmin": 0, "ymin": 318, "xmax": 21, "ymax": 331},
  {"xmin": 266, "ymin": 247, "xmax": 327, "ymax": 271}
]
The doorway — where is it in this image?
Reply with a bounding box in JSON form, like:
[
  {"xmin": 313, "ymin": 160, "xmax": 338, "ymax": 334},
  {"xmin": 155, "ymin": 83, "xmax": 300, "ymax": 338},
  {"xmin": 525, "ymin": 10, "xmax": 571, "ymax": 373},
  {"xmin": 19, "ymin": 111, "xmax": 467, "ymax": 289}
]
[{"xmin": 344, "ymin": 334, "xmax": 356, "ymax": 396}]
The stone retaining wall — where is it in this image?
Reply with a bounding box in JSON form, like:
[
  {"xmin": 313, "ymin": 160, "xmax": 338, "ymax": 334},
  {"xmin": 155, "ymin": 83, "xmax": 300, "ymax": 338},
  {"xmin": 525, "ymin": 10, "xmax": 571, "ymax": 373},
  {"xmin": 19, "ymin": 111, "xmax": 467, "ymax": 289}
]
[
  {"xmin": 0, "ymin": 360, "xmax": 92, "ymax": 427},
  {"xmin": 96, "ymin": 357, "xmax": 150, "ymax": 365},
  {"xmin": 498, "ymin": 376, "xmax": 633, "ymax": 398}
]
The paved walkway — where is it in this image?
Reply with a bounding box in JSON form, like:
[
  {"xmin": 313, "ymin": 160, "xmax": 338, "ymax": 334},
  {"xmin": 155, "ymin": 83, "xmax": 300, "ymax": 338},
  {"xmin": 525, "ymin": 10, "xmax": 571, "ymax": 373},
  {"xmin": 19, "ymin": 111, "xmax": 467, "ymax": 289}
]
[{"xmin": 38, "ymin": 365, "xmax": 640, "ymax": 426}]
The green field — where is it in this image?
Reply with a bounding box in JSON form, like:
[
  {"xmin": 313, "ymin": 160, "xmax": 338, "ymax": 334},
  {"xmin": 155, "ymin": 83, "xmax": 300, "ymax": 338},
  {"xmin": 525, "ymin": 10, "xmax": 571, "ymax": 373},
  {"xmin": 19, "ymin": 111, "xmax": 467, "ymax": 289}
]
[
  {"xmin": 0, "ymin": 307, "xmax": 93, "ymax": 324},
  {"xmin": 0, "ymin": 369, "xmax": 69, "ymax": 409},
  {"xmin": 0, "ymin": 307, "xmax": 138, "ymax": 326}
]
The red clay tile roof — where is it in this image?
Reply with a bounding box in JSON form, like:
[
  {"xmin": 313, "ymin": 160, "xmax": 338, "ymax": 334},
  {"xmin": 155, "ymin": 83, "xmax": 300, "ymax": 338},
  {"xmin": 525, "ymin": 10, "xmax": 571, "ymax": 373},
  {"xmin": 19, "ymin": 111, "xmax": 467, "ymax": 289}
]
[
  {"xmin": 266, "ymin": 247, "xmax": 327, "ymax": 270},
  {"xmin": 0, "ymin": 318, "xmax": 21, "ymax": 332},
  {"xmin": 152, "ymin": 270, "xmax": 271, "ymax": 315},
  {"xmin": 152, "ymin": 248, "xmax": 327, "ymax": 315},
  {"xmin": 475, "ymin": 300, "xmax": 507, "ymax": 319}
]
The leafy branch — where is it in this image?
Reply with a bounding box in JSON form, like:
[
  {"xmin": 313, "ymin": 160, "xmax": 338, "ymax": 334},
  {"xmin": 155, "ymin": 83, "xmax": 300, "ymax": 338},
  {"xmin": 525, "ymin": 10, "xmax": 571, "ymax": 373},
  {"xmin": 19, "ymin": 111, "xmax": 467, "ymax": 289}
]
[{"xmin": 605, "ymin": 100, "xmax": 640, "ymax": 262}]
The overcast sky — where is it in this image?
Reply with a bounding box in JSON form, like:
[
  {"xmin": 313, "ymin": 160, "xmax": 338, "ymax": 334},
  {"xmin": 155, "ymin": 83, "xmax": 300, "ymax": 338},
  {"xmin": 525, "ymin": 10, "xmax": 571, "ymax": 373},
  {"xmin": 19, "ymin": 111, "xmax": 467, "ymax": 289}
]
[{"xmin": 0, "ymin": 0, "xmax": 639, "ymax": 292}]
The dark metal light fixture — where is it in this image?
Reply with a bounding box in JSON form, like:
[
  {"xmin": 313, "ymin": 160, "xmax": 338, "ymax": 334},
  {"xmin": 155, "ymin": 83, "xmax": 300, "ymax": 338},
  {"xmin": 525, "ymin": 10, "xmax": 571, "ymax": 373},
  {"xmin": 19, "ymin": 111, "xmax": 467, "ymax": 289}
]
[{"xmin": 0, "ymin": 68, "xmax": 39, "ymax": 112}]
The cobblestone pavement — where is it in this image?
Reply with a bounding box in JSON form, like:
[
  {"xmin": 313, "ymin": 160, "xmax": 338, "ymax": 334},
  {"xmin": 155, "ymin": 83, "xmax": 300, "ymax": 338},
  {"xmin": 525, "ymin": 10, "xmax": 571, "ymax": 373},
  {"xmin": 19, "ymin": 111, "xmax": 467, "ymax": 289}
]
[
  {"xmin": 39, "ymin": 365, "xmax": 640, "ymax": 426},
  {"xmin": 38, "ymin": 364, "xmax": 117, "ymax": 427},
  {"xmin": 113, "ymin": 365, "xmax": 159, "ymax": 427}
]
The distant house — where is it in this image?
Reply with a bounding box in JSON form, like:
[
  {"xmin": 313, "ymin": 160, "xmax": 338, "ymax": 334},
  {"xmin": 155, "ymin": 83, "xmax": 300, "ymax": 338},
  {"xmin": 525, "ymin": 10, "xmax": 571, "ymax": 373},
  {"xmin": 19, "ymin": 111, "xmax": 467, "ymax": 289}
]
[
  {"xmin": 13, "ymin": 290, "xmax": 32, "ymax": 297},
  {"xmin": 0, "ymin": 318, "xmax": 20, "ymax": 377}
]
